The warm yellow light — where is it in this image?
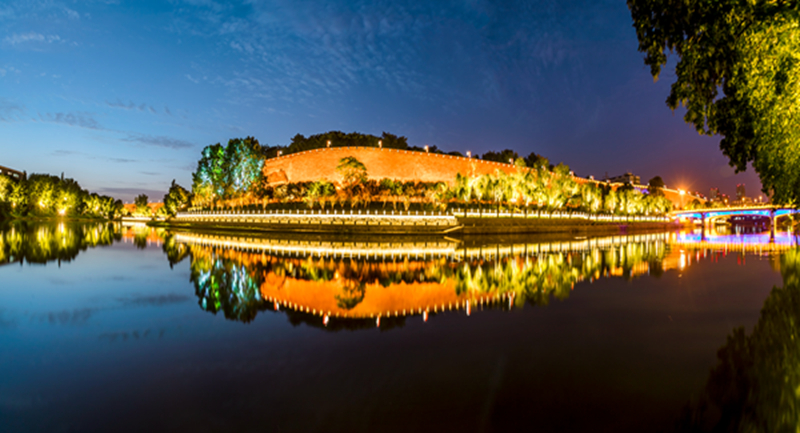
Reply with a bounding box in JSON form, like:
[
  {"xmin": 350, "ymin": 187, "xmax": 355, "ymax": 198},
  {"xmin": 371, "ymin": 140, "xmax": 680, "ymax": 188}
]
[
  {"xmin": 466, "ymin": 151, "xmax": 471, "ymax": 158},
  {"xmin": 678, "ymin": 189, "xmax": 685, "ymax": 196},
  {"xmin": 39, "ymin": 201, "xmax": 44, "ymax": 207},
  {"xmin": 58, "ymin": 209, "xmax": 65, "ymax": 216},
  {"xmin": 424, "ymin": 145, "xmax": 429, "ymax": 153}
]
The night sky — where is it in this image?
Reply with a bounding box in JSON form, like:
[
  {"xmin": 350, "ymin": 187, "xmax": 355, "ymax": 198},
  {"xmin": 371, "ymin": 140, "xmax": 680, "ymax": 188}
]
[{"xmin": 1, "ymin": 0, "xmax": 763, "ymax": 202}]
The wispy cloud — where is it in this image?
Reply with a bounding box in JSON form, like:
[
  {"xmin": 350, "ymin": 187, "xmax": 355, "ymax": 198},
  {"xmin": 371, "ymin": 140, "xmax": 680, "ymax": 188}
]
[
  {"xmin": 106, "ymin": 99, "xmax": 159, "ymax": 114},
  {"xmin": 95, "ymin": 187, "xmax": 167, "ymax": 198},
  {"xmin": 40, "ymin": 111, "xmax": 102, "ymax": 129},
  {"xmin": 0, "ymin": 97, "xmax": 24, "ymax": 122},
  {"xmin": 4, "ymin": 32, "xmax": 61, "ymax": 45},
  {"xmin": 122, "ymin": 133, "xmax": 195, "ymax": 149},
  {"xmin": 51, "ymin": 149, "xmax": 137, "ymax": 163}
]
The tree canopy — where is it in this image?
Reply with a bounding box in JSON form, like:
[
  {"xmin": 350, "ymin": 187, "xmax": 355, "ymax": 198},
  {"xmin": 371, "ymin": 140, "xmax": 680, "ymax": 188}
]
[{"xmin": 628, "ymin": 0, "xmax": 800, "ymax": 203}]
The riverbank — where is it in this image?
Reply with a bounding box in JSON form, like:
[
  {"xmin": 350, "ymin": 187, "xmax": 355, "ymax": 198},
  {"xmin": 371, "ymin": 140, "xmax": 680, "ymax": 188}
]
[{"xmin": 150, "ymin": 211, "xmax": 678, "ymax": 236}]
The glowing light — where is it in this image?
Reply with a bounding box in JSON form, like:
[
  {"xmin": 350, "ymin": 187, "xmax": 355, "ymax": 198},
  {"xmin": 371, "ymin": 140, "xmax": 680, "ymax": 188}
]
[
  {"xmin": 466, "ymin": 151, "xmax": 471, "ymax": 158},
  {"xmin": 424, "ymin": 145, "xmax": 429, "ymax": 153},
  {"xmin": 678, "ymin": 189, "xmax": 686, "ymax": 196}
]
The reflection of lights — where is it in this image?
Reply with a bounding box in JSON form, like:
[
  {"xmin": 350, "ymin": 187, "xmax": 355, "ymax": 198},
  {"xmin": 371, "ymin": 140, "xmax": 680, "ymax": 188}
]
[{"xmin": 680, "ymin": 251, "xmax": 686, "ymax": 270}]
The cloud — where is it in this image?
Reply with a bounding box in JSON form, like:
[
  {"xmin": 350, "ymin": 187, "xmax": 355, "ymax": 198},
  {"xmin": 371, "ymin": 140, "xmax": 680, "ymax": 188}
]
[
  {"xmin": 4, "ymin": 32, "xmax": 61, "ymax": 45},
  {"xmin": 139, "ymin": 171, "xmax": 161, "ymax": 176},
  {"xmin": 0, "ymin": 97, "xmax": 24, "ymax": 121},
  {"xmin": 122, "ymin": 133, "xmax": 195, "ymax": 149},
  {"xmin": 106, "ymin": 99, "xmax": 158, "ymax": 114},
  {"xmin": 40, "ymin": 111, "xmax": 102, "ymax": 129},
  {"xmin": 95, "ymin": 187, "xmax": 167, "ymax": 198},
  {"xmin": 51, "ymin": 149, "xmax": 137, "ymax": 163}
]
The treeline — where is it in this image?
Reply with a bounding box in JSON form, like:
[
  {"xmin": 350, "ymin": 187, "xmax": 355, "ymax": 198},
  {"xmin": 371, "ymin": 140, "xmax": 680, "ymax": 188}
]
[
  {"xmin": 0, "ymin": 173, "xmax": 123, "ymax": 220},
  {"xmin": 168, "ymin": 132, "xmax": 670, "ymax": 217}
]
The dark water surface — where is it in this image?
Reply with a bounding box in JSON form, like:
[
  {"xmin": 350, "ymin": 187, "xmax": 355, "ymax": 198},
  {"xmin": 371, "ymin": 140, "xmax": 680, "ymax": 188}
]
[{"xmin": 1, "ymin": 222, "xmax": 798, "ymax": 432}]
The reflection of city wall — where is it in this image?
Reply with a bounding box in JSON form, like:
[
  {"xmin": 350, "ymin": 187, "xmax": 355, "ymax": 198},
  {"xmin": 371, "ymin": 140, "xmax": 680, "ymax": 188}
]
[
  {"xmin": 175, "ymin": 232, "xmax": 671, "ymax": 260},
  {"xmin": 179, "ymin": 232, "xmax": 680, "ymax": 326}
]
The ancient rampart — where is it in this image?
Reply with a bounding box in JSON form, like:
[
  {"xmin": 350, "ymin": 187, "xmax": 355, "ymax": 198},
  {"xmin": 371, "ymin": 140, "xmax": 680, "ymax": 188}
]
[
  {"xmin": 260, "ymin": 146, "xmax": 702, "ymax": 208},
  {"xmin": 261, "ymin": 147, "xmax": 522, "ymax": 185}
]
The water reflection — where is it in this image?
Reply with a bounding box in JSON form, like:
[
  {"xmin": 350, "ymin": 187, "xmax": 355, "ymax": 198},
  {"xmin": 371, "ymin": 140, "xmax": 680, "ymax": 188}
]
[
  {"xmin": 0, "ymin": 221, "xmax": 121, "ymax": 265},
  {"xmin": 165, "ymin": 232, "xmax": 688, "ymax": 329},
  {"xmin": 678, "ymin": 247, "xmax": 800, "ymax": 431}
]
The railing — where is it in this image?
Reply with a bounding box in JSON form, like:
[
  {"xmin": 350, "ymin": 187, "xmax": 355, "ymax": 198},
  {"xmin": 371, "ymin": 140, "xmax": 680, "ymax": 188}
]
[{"xmin": 175, "ymin": 208, "xmax": 672, "ymax": 223}]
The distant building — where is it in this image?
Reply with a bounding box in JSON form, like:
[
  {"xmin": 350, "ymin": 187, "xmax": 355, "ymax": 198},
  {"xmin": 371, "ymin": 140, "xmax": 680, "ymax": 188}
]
[
  {"xmin": 0, "ymin": 165, "xmax": 25, "ymax": 182},
  {"xmin": 605, "ymin": 172, "xmax": 640, "ymax": 185},
  {"xmin": 709, "ymin": 188, "xmax": 720, "ymax": 200},
  {"xmin": 736, "ymin": 183, "xmax": 746, "ymax": 201}
]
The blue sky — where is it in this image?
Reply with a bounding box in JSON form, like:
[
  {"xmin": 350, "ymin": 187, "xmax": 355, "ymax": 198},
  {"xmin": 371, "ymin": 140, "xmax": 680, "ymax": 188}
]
[{"xmin": 1, "ymin": 0, "xmax": 762, "ymax": 202}]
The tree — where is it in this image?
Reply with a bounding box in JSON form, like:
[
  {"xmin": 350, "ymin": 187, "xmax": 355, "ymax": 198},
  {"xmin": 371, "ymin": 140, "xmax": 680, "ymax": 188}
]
[
  {"xmin": 134, "ymin": 194, "xmax": 151, "ymax": 216},
  {"xmin": 336, "ymin": 156, "xmax": 367, "ymax": 189},
  {"xmin": 628, "ymin": 0, "xmax": 800, "ymax": 204},
  {"xmin": 481, "ymin": 149, "xmax": 519, "ymax": 164},
  {"xmin": 647, "ymin": 175, "xmax": 665, "ymax": 197},
  {"xmin": 163, "ymin": 180, "xmax": 191, "ymax": 216}
]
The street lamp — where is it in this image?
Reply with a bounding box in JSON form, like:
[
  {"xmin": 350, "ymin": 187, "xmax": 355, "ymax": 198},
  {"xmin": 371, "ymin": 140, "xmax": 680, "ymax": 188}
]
[
  {"xmin": 424, "ymin": 145, "xmax": 429, "ymax": 153},
  {"xmin": 466, "ymin": 151, "xmax": 471, "ymax": 158},
  {"xmin": 378, "ymin": 140, "xmax": 382, "ymax": 149},
  {"xmin": 327, "ymin": 140, "xmax": 331, "ymax": 148}
]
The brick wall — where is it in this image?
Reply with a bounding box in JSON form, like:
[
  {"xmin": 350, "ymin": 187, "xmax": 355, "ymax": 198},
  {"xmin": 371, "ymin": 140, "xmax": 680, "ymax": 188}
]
[{"xmin": 261, "ymin": 147, "xmax": 523, "ymax": 186}]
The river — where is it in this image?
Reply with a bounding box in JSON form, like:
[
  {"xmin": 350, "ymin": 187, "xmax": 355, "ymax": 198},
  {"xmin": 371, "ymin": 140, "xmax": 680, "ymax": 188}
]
[{"xmin": 0, "ymin": 221, "xmax": 797, "ymax": 432}]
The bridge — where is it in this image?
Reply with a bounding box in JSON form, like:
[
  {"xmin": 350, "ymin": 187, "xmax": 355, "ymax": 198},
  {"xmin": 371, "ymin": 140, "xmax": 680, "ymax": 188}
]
[{"xmin": 0, "ymin": 165, "xmax": 25, "ymax": 182}]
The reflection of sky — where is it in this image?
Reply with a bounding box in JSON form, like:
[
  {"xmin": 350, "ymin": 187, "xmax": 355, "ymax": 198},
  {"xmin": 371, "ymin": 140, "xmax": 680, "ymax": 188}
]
[{"xmin": 0, "ymin": 230, "xmax": 790, "ymax": 432}]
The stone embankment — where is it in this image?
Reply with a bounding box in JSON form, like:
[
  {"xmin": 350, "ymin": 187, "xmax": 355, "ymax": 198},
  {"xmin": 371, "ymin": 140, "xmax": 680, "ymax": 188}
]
[{"xmin": 153, "ymin": 210, "xmax": 676, "ymax": 236}]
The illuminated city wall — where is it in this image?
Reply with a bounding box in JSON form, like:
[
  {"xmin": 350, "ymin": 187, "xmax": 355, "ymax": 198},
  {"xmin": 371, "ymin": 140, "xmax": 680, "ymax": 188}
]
[
  {"xmin": 262, "ymin": 147, "xmax": 525, "ymax": 185},
  {"xmin": 261, "ymin": 146, "xmax": 700, "ymax": 208}
]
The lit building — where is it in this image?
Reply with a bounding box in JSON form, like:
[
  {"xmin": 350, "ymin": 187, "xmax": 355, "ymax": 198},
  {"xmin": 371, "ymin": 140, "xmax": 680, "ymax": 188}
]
[
  {"xmin": 736, "ymin": 183, "xmax": 746, "ymax": 201},
  {"xmin": 605, "ymin": 172, "xmax": 640, "ymax": 185},
  {"xmin": 709, "ymin": 188, "xmax": 720, "ymax": 200}
]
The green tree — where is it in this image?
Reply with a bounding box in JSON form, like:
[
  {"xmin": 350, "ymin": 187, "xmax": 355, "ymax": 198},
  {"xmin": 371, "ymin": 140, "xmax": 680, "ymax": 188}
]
[
  {"xmin": 134, "ymin": 194, "xmax": 151, "ymax": 216},
  {"xmin": 628, "ymin": 0, "xmax": 800, "ymax": 204},
  {"xmin": 336, "ymin": 156, "xmax": 367, "ymax": 189},
  {"xmin": 163, "ymin": 180, "xmax": 192, "ymax": 216}
]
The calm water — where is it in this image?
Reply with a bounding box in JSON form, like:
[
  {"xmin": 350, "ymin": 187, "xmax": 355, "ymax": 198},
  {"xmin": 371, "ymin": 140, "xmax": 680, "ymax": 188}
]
[{"xmin": 1, "ymin": 222, "xmax": 798, "ymax": 432}]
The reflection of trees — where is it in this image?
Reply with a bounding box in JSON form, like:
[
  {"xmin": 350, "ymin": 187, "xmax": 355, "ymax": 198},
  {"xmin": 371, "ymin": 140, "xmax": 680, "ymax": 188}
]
[
  {"xmin": 335, "ymin": 280, "xmax": 366, "ymax": 310},
  {"xmin": 161, "ymin": 234, "xmax": 190, "ymax": 268},
  {"xmin": 190, "ymin": 250, "xmax": 267, "ymax": 323},
  {"xmin": 172, "ymin": 239, "xmax": 669, "ymax": 325},
  {"xmin": 679, "ymin": 249, "xmax": 800, "ymax": 431},
  {"xmin": 0, "ymin": 222, "xmax": 121, "ymax": 265}
]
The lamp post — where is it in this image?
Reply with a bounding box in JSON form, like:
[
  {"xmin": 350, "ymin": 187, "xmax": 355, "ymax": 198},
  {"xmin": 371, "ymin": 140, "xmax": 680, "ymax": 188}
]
[
  {"xmin": 327, "ymin": 140, "xmax": 331, "ymax": 148},
  {"xmin": 378, "ymin": 140, "xmax": 382, "ymax": 149},
  {"xmin": 466, "ymin": 151, "xmax": 471, "ymax": 158}
]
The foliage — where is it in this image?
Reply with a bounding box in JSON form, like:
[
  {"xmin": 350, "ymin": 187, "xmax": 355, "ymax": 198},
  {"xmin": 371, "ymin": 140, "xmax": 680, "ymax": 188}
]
[
  {"xmin": 0, "ymin": 173, "xmax": 120, "ymax": 219},
  {"xmin": 481, "ymin": 149, "xmax": 519, "ymax": 164},
  {"xmin": 336, "ymin": 156, "xmax": 368, "ymax": 189},
  {"xmin": 628, "ymin": 0, "xmax": 800, "ymax": 203},
  {"xmin": 191, "ymin": 137, "xmax": 264, "ymax": 207},
  {"xmin": 162, "ymin": 180, "xmax": 192, "ymax": 216},
  {"xmin": 272, "ymin": 131, "xmax": 409, "ymax": 157}
]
